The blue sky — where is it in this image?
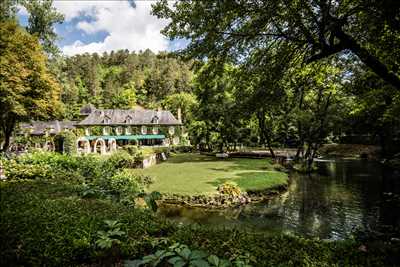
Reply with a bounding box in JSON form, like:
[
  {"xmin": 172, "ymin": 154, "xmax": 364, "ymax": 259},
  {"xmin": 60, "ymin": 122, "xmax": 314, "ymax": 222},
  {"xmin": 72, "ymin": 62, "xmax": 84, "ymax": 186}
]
[{"xmin": 18, "ymin": 1, "xmax": 188, "ymax": 56}]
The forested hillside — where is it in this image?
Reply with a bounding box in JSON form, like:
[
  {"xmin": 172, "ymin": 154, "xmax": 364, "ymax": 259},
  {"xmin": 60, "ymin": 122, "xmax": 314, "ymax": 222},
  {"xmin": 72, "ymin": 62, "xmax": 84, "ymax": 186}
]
[{"xmin": 53, "ymin": 50, "xmax": 194, "ymax": 119}]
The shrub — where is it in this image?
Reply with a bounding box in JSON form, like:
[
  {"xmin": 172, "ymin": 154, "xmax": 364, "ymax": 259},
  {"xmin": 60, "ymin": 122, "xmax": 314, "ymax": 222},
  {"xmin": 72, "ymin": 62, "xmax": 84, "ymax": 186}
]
[
  {"xmin": 54, "ymin": 131, "xmax": 77, "ymax": 154},
  {"xmin": 153, "ymin": 147, "xmax": 170, "ymax": 155},
  {"xmin": 170, "ymin": 145, "xmax": 193, "ymax": 153},
  {"xmin": 217, "ymin": 181, "xmax": 241, "ymax": 197},
  {"xmin": 4, "ymin": 159, "xmax": 54, "ymax": 180},
  {"xmin": 123, "ymin": 145, "xmax": 139, "ymax": 156},
  {"xmin": 272, "ymin": 163, "xmax": 287, "ymax": 172},
  {"xmin": 106, "ymin": 150, "xmax": 136, "ymax": 169},
  {"xmin": 108, "ymin": 169, "xmax": 143, "ymax": 196}
]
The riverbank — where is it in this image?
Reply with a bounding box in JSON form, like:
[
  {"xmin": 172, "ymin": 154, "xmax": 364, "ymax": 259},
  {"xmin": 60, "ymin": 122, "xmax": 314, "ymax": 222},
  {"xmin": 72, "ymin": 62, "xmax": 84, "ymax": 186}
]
[
  {"xmin": 1, "ymin": 179, "xmax": 398, "ymax": 266},
  {"xmin": 318, "ymin": 144, "xmax": 381, "ymax": 159},
  {"xmin": 133, "ymin": 153, "xmax": 289, "ymax": 207}
]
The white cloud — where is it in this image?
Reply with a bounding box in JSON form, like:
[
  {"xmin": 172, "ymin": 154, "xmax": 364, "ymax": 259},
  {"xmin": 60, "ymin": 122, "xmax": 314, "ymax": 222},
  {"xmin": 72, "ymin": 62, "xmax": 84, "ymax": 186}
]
[{"xmin": 55, "ymin": 1, "xmax": 169, "ymax": 55}]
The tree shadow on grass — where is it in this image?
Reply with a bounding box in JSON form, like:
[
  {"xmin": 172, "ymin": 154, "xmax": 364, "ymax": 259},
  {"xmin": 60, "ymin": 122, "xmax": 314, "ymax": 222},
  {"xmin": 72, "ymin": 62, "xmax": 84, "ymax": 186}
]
[{"xmin": 206, "ymin": 171, "xmax": 286, "ymax": 191}]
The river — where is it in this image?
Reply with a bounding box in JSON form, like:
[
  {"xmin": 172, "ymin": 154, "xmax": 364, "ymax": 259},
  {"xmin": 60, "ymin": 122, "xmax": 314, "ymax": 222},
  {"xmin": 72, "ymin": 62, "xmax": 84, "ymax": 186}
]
[{"xmin": 157, "ymin": 159, "xmax": 400, "ymax": 240}]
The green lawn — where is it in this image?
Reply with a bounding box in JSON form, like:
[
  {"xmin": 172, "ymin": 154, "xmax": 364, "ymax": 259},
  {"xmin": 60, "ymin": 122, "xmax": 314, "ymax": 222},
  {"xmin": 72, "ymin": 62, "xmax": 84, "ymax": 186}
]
[{"xmin": 134, "ymin": 153, "xmax": 288, "ymax": 195}]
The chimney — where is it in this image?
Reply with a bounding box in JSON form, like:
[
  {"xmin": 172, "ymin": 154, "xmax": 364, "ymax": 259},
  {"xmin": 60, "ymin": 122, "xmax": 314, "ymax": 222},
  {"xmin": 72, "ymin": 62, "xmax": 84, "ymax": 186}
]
[{"xmin": 177, "ymin": 108, "xmax": 182, "ymax": 123}]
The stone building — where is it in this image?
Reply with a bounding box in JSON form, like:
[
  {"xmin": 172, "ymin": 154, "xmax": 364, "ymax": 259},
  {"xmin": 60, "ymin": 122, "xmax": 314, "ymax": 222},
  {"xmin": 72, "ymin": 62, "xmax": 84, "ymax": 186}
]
[
  {"xmin": 76, "ymin": 106, "xmax": 182, "ymax": 154},
  {"xmin": 15, "ymin": 105, "xmax": 182, "ymax": 155}
]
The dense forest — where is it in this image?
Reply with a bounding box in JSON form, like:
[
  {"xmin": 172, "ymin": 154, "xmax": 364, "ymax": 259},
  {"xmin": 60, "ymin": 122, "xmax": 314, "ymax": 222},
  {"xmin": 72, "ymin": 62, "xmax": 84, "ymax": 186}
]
[{"xmin": 53, "ymin": 50, "xmax": 194, "ymax": 119}]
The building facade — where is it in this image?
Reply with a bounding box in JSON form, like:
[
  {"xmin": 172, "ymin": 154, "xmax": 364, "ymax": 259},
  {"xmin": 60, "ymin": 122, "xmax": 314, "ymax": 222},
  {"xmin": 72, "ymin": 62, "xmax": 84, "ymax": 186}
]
[
  {"xmin": 16, "ymin": 105, "xmax": 182, "ymax": 155},
  {"xmin": 76, "ymin": 106, "xmax": 182, "ymax": 154}
]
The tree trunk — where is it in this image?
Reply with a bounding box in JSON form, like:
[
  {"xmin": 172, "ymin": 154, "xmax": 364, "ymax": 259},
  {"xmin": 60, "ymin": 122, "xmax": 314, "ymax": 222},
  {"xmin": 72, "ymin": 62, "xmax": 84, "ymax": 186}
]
[
  {"xmin": 265, "ymin": 130, "xmax": 276, "ymax": 158},
  {"xmin": 1, "ymin": 116, "xmax": 16, "ymax": 152},
  {"xmin": 334, "ymin": 28, "xmax": 400, "ymax": 90},
  {"xmin": 257, "ymin": 110, "xmax": 275, "ymax": 158}
]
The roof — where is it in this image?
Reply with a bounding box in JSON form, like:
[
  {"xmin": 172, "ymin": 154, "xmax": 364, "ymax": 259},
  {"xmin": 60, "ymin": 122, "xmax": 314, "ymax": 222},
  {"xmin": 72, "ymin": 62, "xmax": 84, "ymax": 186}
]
[
  {"xmin": 77, "ymin": 108, "xmax": 181, "ymax": 126},
  {"xmin": 19, "ymin": 120, "xmax": 77, "ymax": 135},
  {"xmin": 81, "ymin": 135, "xmax": 165, "ymax": 141},
  {"xmin": 80, "ymin": 104, "xmax": 96, "ymax": 116}
]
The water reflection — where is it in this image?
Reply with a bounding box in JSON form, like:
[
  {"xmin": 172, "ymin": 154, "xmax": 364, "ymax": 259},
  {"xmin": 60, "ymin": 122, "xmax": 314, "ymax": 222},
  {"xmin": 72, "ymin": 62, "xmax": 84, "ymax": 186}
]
[{"xmin": 158, "ymin": 159, "xmax": 400, "ymax": 239}]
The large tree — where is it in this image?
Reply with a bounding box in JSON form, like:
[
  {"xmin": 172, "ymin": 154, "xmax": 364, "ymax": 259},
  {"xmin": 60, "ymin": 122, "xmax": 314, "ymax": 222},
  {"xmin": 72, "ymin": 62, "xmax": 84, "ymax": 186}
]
[
  {"xmin": 24, "ymin": 0, "xmax": 64, "ymax": 56},
  {"xmin": 0, "ymin": 21, "xmax": 62, "ymax": 151},
  {"xmin": 152, "ymin": 0, "xmax": 400, "ymax": 90}
]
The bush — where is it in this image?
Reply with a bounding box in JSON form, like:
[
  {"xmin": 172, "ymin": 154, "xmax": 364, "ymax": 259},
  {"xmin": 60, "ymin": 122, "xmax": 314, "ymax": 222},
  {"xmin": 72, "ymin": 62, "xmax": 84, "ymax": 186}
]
[
  {"xmin": 106, "ymin": 150, "xmax": 136, "ymax": 169},
  {"xmin": 217, "ymin": 181, "xmax": 241, "ymax": 197},
  {"xmin": 8, "ymin": 151, "xmax": 109, "ymax": 183},
  {"xmin": 122, "ymin": 145, "xmax": 139, "ymax": 157},
  {"xmin": 4, "ymin": 159, "xmax": 54, "ymax": 180},
  {"xmin": 170, "ymin": 145, "xmax": 193, "ymax": 153},
  {"xmin": 108, "ymin": 169, "xmax": 143, "ymax": 197},
  {"xmin": 152, "ymin": 146, "xmax": 170, "ymax": 155},
  {"xmin": 272, "ymin": 163, "xmax": 287, "ymax": 172},
  {"xmin": 2, "ymin": 151, "xmax": 137, "ymax": 184},
  {"xmin": 54, "ymin": 131, "xmax": 77, "ymax": 154}
]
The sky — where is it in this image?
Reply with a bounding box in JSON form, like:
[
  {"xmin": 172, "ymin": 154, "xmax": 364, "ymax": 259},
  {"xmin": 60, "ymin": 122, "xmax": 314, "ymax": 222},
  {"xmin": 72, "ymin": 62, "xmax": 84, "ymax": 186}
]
[{"xmin": 17, "ymin": 0, "xmax": 188, "ymax": 56}]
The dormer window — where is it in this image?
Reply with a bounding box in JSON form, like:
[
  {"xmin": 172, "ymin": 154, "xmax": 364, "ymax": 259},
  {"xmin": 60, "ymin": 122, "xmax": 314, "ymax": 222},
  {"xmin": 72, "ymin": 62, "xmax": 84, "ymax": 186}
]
[
  {"xmin": 125, "ymin": 116, "xmax": 133, "ymax": 124},
  {"xmin": 103, "ymin": 116, "xmax": 111, "ymax": 124},
  {"xmin": 151, "ymin": 115, "xmax": 159, "ymax": 124}
]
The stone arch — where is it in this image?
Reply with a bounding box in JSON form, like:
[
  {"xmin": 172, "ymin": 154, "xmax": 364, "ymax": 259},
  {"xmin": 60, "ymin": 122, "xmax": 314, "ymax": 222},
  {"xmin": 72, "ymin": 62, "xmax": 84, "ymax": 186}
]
[
  {"xmin": 77, "ymin": 138, "xmax": 91, "ymax": 154},
  {"xmin": 108, "ymin": 138, "xmax": 117, "ymax": 153},
  {"xmin": 94, "ymin": 138, "xmax": 106, "ymax": 155}
]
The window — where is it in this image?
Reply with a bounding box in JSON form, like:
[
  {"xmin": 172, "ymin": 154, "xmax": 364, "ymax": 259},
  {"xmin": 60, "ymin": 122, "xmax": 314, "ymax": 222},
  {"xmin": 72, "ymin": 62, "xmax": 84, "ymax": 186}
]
[
  {"xmin": 152, "ymin": 127, "xmax": 158, "ymax": 135},
  {"xmin": 168, "ymin": 126, "xmax": 175, "ymax": 135},
  {"xmin": 151, "ymin": 115, "xmax": 159, "ymax": 124},
  {"xmin": 103, "ymin": 116, "xmax": 111, "ymax": 124},
  {"xmin": 125, "ymin": 126, "xmax": 132, "ymax": 135},
  {"xmin": 141, "ymin": 126, "xmax": 147, "ymax": 135},
  {"xmin": 125, "ymin": 116, "xmax": 133, "ymax": 124},
  {"xmin": 115, "ymin": 126, "xmax": 123, "ymax": 136},
  {"xmin": 103, "ymin": 126, "xmax": 111, "ymax": 135},
  {"xmin": 85, "ymin": 128, "xmax": 91, "ymax": 136}
]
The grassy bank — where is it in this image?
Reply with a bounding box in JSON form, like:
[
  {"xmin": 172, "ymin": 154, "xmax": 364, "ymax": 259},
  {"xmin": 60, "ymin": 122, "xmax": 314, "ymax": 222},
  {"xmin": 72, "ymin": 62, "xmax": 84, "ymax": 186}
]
[
  {"xmin": 1, "ymin": 179, "xmax": 398, "ymax": 266},
  {"xmin": 134, "ymin": 153, "xmax": 288, "ymax": 195}
]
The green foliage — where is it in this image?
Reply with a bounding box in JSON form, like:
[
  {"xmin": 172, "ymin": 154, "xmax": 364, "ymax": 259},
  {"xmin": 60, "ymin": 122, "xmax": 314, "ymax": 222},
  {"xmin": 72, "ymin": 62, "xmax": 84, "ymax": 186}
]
[
  {"xmin": 4, "ymin": 159, "xmax": 54, "ymax": 180},
  {"xmin": 96, "ymin": 220, "xmax": 127, "ymax": 250},
  {"xmin": 0, "ymin": 21, "xmax": 62, "ymax": 151},
  {"xmin": 1, "ymin": 179, "xmax": 398, "ymax": 266},
  {"xmin": 144, "ymin": 191, "xmax": 162, "ymax": 212},
  {"xmin": 54, "ymin": 131, "xmax": 77, "ymax": 154},
  {"xmin": 24, "ymin": 0, "xmax": 64, "ymax": 56},
  {"xmin": 57, "ymin": 50, "xmax": 194, "ymax": 118},
  {"xmin": 123, "ymin": 145, "xmax": 140, "ymax": 156},
  {"xmin": 107, "ymin": 150, "xmax": 136, "ymax": 169},
  {"xmin": 153, "ymin": 0, "xmax": 400, "ymax": 89},
  {"xmin": 132, "ymin": 243, "xmax": 235, "ymax": 267},
  {"xmin": 2, "ymin": 151, "xmax": 150, "ymax": 204}
]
